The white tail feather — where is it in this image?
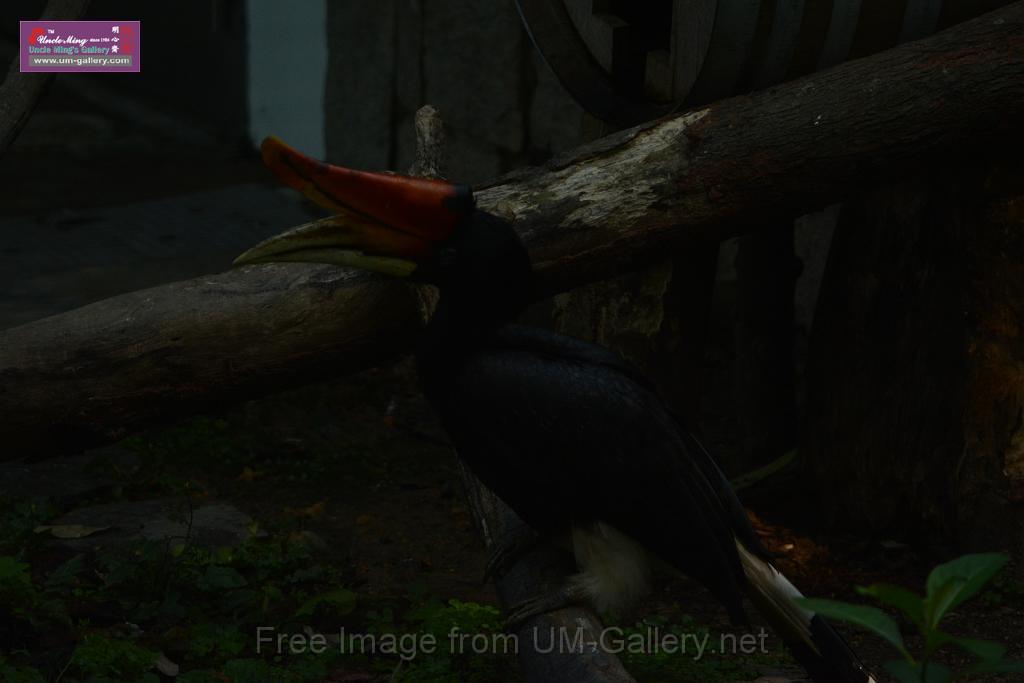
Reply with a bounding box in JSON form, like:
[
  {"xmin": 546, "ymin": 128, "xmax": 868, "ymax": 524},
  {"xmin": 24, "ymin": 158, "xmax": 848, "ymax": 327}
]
[
  {"xmin": 736, "ymin": 538, "xmax": 878, "ymax": 683},
  {"xmin": 736, "ymin": 539, "xmax": 817, "ymax": 651}
]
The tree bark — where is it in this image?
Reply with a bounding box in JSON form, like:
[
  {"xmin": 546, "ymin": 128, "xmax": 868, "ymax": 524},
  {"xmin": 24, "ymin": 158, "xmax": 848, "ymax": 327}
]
[{"xmin": 2, "ymin": 3, "xmax": 1024, "ymax": 460}]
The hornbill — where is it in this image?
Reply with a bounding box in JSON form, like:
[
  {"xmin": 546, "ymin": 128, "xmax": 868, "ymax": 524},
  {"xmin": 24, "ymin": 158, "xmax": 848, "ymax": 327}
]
[{"xmin": 235, "ymin": 137, "xmax": 876, "ymax": 683}]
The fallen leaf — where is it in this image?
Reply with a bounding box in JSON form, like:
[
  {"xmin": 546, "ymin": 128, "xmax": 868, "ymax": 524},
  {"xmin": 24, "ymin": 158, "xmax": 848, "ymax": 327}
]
[
  {"xmin": 154, "ymin": 652, "xmax": 179, "ymax": 677},
  {"xmin": 34, "ymin": 524, "xmax": 110, "ymax": 539},
  {"xmin": 238, "ymin": 466, "xmax": 265, "ymax": 482},
  {"xmin": 303, "ymin": 502, "xmax": 326, "ymax": 518}
]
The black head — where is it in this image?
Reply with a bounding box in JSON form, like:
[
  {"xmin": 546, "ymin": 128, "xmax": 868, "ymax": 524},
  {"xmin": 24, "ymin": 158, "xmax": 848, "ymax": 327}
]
[{"xmin": 415, "ymin": 210, "xmax": 533, "ymax": 323}]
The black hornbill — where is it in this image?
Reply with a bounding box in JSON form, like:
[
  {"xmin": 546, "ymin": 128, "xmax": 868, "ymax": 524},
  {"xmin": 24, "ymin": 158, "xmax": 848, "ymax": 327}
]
[{"xmin": 235, "ymin": 137, "xmax": 876, "ymax": 683}]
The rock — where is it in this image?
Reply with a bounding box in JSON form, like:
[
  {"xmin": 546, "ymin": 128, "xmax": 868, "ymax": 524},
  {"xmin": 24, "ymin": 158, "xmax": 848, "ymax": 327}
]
[
  {"xmin": 43, "ymin": 499, "xmax": 263, "ymax": 551},
  {"xmin": 0, "ymin": 447, "xmax": 139, "ymax": 508}
]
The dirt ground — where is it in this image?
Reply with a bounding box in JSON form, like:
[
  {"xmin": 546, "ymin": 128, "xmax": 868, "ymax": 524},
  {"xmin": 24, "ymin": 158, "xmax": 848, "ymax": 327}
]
[{"xmin": 120, "ymin": 359, "xmax": 1024, "ymax": 681}]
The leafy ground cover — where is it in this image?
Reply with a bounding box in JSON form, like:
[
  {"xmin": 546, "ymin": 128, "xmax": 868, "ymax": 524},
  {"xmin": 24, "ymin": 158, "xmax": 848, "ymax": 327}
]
[{"xmin": 0, "ymin": 363, "xmax": 1020, "ymax": 682}]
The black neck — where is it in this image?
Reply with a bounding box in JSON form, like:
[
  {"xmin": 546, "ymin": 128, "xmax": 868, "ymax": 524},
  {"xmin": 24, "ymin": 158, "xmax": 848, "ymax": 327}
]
[
  {"xmin": 413, "ymin": 209, "xmax": 533, "ymax": 395},
  {"xmin": 416, "ymin": 290, "xmax": 508, "ymax": 395}
]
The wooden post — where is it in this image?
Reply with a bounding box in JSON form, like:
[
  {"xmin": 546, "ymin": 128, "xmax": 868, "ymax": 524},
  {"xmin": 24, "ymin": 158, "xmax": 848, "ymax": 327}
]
[{"xmin": 802, "ymin": 155, "xmax": 1024, "ymax": 554}]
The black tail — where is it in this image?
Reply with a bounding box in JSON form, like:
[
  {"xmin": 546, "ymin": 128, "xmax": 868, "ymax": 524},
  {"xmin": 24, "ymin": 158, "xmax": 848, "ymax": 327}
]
[{"xmin": 736, "ymin": 541, "xmax": 876, "ymax": 683}]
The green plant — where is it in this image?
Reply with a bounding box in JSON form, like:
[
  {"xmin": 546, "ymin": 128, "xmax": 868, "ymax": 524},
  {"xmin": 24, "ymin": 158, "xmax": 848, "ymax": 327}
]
[
  {"xmin": 187, "ymin": 623, "xmax": 248, "ymax": 660},
  {"xmin": 796, "ymin": 553, "xmax": 1024, "ymax": 682},
  {"xmin": 70, "ymin": 633, "xmax": 159, "ymax": 682},
  {"xmin": 0, "ymin": 656, "xmax": 45, "ymax": 683},
  {"xmin": 395, "ymin": 599, "xmax": 508, "ymax": 683},
  {"xmin": 0, "ymin": 500, "xmax": 55, "ymax": 554},
  {"xmin": 612, "ymin": 614, "xmax": 788, "ymax": 683},
  {"xmin": 0, "ymin": 554, "xmax": 66, "ymax": 627}
]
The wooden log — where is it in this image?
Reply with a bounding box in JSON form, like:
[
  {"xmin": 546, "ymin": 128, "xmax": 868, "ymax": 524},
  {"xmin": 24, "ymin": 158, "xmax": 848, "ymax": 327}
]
[
  {"xmin": 457, "ymin": 462, "xmax": 636, "ymax": 683},
  {"xmin": 2, "ymin": 3, "xmax": 1023, "ymax": 459}
]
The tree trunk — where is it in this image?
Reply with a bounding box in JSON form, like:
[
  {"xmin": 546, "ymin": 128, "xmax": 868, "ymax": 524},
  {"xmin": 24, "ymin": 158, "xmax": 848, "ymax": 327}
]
[{"xmin": 802, "ymin": 153, "xmax": 1024, "ymax": 553}]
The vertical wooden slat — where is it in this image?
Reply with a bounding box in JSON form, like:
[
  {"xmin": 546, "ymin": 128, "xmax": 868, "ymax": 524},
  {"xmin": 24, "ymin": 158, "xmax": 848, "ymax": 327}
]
[
  {"xmin": 668, "ymin": 0, "xmax": 719, "ymax": 101},
  {"xmin": 848, "ymin": 0, "xmax": 910, "ymax": 59},
  {"xmin": 734, "ymin": 223, "xmax": 798, "ymax": 468},
  {"xmin": 937, "ymin": 0, "xmax": 1009, "ymax": 28},
  {"xmin": 748, "ymin": 0, "xmax": 807, "ymax": 88},
  {"xmin": 898, "ymin": 0, "xmax": 943, "ymax": 41},
  {"xmin": 785, "ymin": 0, "xmax": 834, "ymax": 79},
  {"xmin": 817, "ymin": 0, "xmax": 862, "ymax": 68},
  {"xmin": 686, "ymin": 0, "xmax": 764, "ymax": 104}
]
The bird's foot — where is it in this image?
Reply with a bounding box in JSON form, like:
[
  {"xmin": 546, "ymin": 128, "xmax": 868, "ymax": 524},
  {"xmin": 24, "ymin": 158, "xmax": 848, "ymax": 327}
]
[
  {"xmin": 503, "ymin": 581, "xmax": 587, "ymax": 632},
  {"xmin": 482, "ymin": 525, "xmax": 540, "ymax": 583}
]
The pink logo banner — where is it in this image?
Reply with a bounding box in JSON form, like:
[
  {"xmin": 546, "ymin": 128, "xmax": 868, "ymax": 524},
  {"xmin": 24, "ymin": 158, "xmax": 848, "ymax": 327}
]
[{"xmin": 20, "ymin": 20, "xmax": 140, "ymax": 73}]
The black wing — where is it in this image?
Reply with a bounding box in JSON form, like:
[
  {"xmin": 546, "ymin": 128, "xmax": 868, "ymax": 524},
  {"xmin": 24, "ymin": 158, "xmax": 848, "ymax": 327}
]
[{"xmin": 432, "ymin": 325, "xmax": 766, "ymax": 619}]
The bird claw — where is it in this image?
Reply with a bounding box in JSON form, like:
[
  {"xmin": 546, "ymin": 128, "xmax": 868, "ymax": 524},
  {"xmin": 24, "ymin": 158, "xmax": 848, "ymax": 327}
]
[
  {"xmin": 482, "ymin": 525, "xmax": 540, "ymax": 583},
  {"xmin": 503, "ymin": 588, "xmax": 575, "ymax": 632}
]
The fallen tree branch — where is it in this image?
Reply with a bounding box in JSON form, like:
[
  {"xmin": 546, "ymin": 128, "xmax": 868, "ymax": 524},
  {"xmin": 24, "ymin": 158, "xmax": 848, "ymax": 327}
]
[
  {"xmin": 409, "ymin": 105, "xmax": 635, "ymax": 683},
  {"xmin": 0, "ymin": 0, "xmax": 91, "ymax": 157},
  {"xmin": 458, "ymin": 459, "xmax": 636, "ymax": 683},
  {"xmin": 2, "ymin": 3, "xmax": 1023, "ymax": 459}
]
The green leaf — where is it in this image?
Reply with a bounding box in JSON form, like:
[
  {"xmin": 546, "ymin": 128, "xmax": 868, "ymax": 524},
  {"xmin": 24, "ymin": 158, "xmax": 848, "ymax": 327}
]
[
  {"xmin": 857, "ymin": 583, "xmax": 924, "ymax": 627},
  {"xmin": 924, "ymin": 553, "xmax": 1007, "ymax": 626},
  {"xmin": 0, "ymin": 556, "xmax": 31, "ymax": 586},
  {"xmin": 223, "ymin": 658, "xmax": 271, "ymax": 683},
  {"xmin": 884, "ymin": 660, "xmax": 925, "ymax": 683},
  {"xmin": 202, "ymin": 565, "xmax": 247, "ymax": 590},
  {"xmin": 293, "ymin": 588, "xmax": 357, "ymax": 618},
  {"xmin": 0, "ymin": 661, "xmax": 46, "ymax": 683},
  {"xmin": 794, "ymin": 598, "xmax": 908, "ymax": 657},
  {"xmin": 934, "ymin": 633, "xmax": 1005, "ymax": 661},
  {"xmin": 887, "ymin": 660, "xmax": 953, "ymax": 683},
  {"xmin": 921, "ymin": 661, "xmax": 953, "ymax": 683},
  {"xmin": 71, "ymin": 634, "xmax": 158, "ymax": 680},
  {"xmin": 924, "ymin": 579, "xmax": 961, "ymax": 633},
  {"xmin": 46, "ymin": 554, "xmax": 86, "ymax": 588}
]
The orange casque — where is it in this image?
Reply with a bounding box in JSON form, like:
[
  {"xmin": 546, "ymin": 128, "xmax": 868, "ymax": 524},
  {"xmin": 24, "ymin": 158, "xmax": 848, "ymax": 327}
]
[{"xmin": 260, "ymin": 136, "xmax": 473, "ymax": 242}]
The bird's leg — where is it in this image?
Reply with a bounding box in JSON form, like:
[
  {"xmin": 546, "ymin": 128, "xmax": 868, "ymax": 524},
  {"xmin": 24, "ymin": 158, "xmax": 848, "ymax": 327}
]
[
  {"xmin": 482, "ymin": 524, "xmax": 541, "ymax": 583},
  {"xmin": 504, "ymin": 577, "xmax": 591, "ymax": 632}
]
